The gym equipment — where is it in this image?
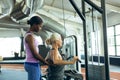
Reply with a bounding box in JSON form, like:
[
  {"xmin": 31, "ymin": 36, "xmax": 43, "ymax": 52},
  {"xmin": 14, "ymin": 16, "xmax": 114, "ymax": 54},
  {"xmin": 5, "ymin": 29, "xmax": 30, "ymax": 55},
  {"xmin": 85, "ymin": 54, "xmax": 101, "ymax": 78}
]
[
  {"xmin": 39, "ymin": 44, "xmax": 83, "ymax": 80},
  {"xmin": 69, "ymin": 0, "xmax": 110, "ymax": 80},
  {"xmin": 41, "ymin": 55, "xmax": 83, "ymax": 80},
  {"xmin": 64, "ymin": 56, "xmax": 83, "ymax": 80}
]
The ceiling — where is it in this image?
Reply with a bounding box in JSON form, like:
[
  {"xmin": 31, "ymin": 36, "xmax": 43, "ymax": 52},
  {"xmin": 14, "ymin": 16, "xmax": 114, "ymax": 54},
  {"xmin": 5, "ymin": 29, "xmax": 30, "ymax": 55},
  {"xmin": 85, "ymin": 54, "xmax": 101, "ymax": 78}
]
[
  {"xmin": 42, "ymin": 0, "xmax": 120, "ymax": 23},
  {"xmin": 106, "ymin": 0, "xmax": 120, "ymax": 7},
  {"xmin": 0, "ymin": 0, "xmax": 120, "ymax": 25},
  {"xmin": 0, "ymin": 0, "xmax": 120, "ymax": 37}
]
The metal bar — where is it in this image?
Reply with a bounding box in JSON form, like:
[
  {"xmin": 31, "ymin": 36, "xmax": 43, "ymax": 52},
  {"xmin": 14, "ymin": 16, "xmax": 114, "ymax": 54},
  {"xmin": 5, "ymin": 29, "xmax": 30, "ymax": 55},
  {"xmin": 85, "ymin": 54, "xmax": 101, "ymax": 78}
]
[
  {"xmin": 114, "ymin": 26, "xmax": 117, "ymax": 56},
  {"xmin": 82, "ymin": 1, "xmax": 89, "ymax": 80},
  {"xmin": 69, "ymin": 0, "xmax": 85, "ymax": 21},
  {"xmin": 73, "ymin": 35, "xmax": 79, "ymax": 71},
  {"xmin": 84, "ymin": 0, "xmax": 103, "ymax": 13},
  {"xmin": 66, "ymin": 35, "xmax": 79, "ymax": 71},
  {"xmin": 20, "ymin": 36, "xmax": 24, "ymax": 57},
  {"xmin": 92, "ymin": 8, "xmax": 95, "ymax": 32},
  {"xmin": 101, "ymin": 0, "xmax": 110, "ymax": 80}
]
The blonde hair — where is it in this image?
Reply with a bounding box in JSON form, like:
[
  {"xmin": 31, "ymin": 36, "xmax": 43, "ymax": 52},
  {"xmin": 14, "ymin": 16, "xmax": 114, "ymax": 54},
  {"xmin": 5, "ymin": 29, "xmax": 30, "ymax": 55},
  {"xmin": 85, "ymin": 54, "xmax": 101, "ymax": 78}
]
[{"xmin": 46, "ymin": 33, "xmax": 61, "ymax": 45}]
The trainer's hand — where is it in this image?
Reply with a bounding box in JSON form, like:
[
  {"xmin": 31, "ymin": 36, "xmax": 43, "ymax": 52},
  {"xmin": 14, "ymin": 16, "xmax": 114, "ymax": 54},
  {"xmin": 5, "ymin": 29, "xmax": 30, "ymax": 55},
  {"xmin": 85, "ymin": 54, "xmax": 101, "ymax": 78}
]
[
  {"xmin": 46, "ymin": 59, "xmax": 54, "ymax": 65},
  {"xmin": 44, "ymin": 60, "xmax": 49, "ymax": 65}
]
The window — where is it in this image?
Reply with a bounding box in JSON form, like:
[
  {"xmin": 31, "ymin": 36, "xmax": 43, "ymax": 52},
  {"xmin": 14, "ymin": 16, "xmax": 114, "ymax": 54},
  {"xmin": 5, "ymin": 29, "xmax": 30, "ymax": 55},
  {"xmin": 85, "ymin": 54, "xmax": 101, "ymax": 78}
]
[
  {"xmin": 107, "ymin": 26, "xmax": 115, "ymax": 56},
  {"xmin": 116, "ymin": 36, "xmax": 120, "ymax": 45},
  {"xmin": 107, "ymin": 24, "xmax": 120, "ymax": 56},
  {"xmin": 107, "ymin": 27, "xmax": 114, "ymax": 36},
  {"xmin": 108, "ymin": 46, "xmax": 115, "ymax": 56},
  {"xmin": 108, "ymin": 36, "xmax": 115, "ymax": 46},
  {"xmin": 115, "ymin": 25, "xmax": 120, "ymax": 35},
  {"xmin": 0, "ymin": 37, "xmax": 21, "ymax": 57},
  {"xmin": 116, "ymin": 46, "xmax": 120, "ymax": 56}
]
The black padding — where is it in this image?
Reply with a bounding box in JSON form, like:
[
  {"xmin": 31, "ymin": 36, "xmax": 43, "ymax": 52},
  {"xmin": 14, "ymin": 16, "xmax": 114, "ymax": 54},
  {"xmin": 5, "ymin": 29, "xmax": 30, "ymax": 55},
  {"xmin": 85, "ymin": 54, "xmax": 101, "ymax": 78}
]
[
  {"xmin": 38, "ymin": 45, "xmax": 50, "ymax": 65},
  {"xmin": 38, "ymin": 45, "xmax": 50, "ymax": 58}
]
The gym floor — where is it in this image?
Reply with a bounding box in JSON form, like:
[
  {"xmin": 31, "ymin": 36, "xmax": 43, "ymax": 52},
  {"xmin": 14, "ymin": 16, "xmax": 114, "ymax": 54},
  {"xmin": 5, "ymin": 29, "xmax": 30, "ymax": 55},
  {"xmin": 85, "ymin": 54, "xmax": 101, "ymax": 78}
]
[{"xmin": 0, "ymin": 64, "xmax": 120, "ymax": 80}]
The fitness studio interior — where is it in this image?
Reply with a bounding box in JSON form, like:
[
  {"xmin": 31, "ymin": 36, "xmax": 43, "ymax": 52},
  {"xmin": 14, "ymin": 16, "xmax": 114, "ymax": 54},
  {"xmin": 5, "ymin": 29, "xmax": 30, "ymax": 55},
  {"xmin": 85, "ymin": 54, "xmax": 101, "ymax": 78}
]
[{"xmin": 0, "ymin": 0, "xmax": 120, "ymax": 80}]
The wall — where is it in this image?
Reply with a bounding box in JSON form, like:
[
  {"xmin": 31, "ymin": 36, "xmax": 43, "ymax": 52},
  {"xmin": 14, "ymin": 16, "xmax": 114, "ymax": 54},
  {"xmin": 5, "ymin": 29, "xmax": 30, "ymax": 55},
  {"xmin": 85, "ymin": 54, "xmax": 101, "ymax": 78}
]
[
  {"xmin": 0, "ymin": 28, "xmax": 21, "ymax": 37},
  {"xmin": 107, "ymin": 12, "xmax": 120, "ymax": 26}
]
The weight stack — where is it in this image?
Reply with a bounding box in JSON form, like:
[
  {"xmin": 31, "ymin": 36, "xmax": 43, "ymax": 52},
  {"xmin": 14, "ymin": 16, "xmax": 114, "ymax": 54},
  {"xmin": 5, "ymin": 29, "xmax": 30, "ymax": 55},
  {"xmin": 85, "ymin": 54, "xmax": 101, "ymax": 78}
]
[{"xmin": 88, "ymin": 64, "xmax": 105, "ymax": 80}]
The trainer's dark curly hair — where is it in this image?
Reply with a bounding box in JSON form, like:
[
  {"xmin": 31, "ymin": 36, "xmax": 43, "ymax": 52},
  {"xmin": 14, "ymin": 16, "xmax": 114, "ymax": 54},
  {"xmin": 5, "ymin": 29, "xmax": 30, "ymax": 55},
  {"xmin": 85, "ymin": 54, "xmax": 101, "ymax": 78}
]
[{"xmin": 27, "ymin": 16, "xmax": 43, "ymax": 26}]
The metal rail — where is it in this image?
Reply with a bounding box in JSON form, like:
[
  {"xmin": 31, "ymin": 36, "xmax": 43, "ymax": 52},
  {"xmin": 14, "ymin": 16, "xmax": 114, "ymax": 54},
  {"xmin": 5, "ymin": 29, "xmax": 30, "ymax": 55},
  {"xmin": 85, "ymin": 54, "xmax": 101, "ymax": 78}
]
[{"xmin": 69, "ymin": 0, "xmax": 110, "ymax": 80}]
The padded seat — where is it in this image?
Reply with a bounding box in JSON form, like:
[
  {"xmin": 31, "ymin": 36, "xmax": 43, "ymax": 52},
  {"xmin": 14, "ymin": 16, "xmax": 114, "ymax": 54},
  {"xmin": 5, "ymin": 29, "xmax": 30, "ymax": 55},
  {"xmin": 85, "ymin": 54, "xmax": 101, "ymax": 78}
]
[{"xmin": 64, "ymin": 69, "xmax": 83, "ymax": 80}]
